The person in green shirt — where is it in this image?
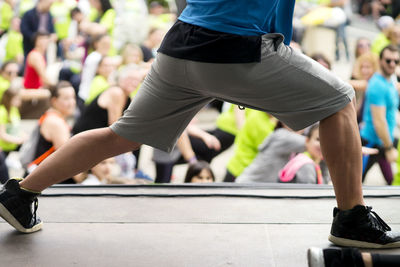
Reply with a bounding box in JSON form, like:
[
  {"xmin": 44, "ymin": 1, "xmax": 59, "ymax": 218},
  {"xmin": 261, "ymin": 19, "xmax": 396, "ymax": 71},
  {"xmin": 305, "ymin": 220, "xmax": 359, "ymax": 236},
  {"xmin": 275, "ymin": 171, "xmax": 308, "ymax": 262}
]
[
  {"xmin": 4, "ymin": 17, "xmax": 24, "ymax": 65},
  {"xmin": 224, "ymin": 111, "xmax": 276, "ymax": 182},
  {"xmin": 0, "ymin": 0, "xmax": 14, "ymax": 35},
  {"xmin": 50, "ymin": 0, "xmax": 75, "ymax": 41},
  {"xmin": 0, "ymin": 88, "xmax": 25, "ymax": 153},
  {"xmin": 393, "ymin": 142, "xmax": 400, "ymax": 185},
  {"xmin": 80, "ymin": 0, "xmax": 115, "ymax": 37},
  {"xmin": 85, "ymin": 56, "xmax": 115, "ymax": 105},
  {"xmin": 79, "ymin": 0, "xmax": 116, "ymax": 55},
  {"xmin": 0, "ymin": 61, "xmax": 19, "ymax": 102}
]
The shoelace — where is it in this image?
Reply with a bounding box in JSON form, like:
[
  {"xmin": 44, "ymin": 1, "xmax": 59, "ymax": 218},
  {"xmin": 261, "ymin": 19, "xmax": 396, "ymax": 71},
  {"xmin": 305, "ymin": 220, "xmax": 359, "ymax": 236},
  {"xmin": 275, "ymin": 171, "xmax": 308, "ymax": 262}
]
[
  {"xmin": 366, "ymin": 206, "xmax": 391, "ymax": 232},
  {"xmin": 31, "ymin": 198, "xmax": 39, "ymax": 224}
]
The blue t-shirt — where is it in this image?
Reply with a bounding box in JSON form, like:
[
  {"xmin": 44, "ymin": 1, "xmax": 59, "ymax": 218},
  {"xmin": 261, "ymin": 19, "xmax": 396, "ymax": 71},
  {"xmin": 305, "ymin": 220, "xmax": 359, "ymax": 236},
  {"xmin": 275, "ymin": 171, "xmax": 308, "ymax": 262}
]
[
  {"xmin": 360, "ymin": 73, "xmax": 399, "ymax": 146},
  {"xmin": 179, "ymin": 0, "xmax": 296, "ymax": 45}
]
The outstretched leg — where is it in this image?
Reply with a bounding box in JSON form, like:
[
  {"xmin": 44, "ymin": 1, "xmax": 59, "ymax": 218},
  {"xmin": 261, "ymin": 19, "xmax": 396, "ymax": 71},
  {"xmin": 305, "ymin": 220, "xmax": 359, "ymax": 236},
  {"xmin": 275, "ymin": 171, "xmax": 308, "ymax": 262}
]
[{"xmin": 20, "ymin": 128, "xmax": 140, "ymax": 192}]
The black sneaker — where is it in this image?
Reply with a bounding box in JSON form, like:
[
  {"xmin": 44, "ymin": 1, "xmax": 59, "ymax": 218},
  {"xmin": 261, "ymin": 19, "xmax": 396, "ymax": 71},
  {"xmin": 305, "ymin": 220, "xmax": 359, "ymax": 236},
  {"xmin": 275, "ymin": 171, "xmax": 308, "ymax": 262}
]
[
  {"xmin": 329, "ymin": 205, "xmax": 400, "ymax": 248},
  {"xmin": 307, "ymin": 247, "xmax": 364, "ymax": 267},
  {"xmin": 0, "ymin": 178, "xmax": 42, "ymax": 233}
]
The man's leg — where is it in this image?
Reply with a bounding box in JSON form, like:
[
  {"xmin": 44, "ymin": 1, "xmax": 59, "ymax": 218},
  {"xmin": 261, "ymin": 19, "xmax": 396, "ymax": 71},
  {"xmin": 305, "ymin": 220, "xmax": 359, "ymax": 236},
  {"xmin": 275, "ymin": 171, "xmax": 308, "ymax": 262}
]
[
  {"xmin": 0, "ymin": 128, "xmax": 140, "ymax": 233},
  {"xmin": 20, "ymin": 128, "xmax": 140, "ymax": 192},
  {"xmin": 322, "ymin": 102, "xmax": 400, "ymax": 248},
  {"xmin": 319, "ymin": 101, "xmax": 364, "ymax": 210}
]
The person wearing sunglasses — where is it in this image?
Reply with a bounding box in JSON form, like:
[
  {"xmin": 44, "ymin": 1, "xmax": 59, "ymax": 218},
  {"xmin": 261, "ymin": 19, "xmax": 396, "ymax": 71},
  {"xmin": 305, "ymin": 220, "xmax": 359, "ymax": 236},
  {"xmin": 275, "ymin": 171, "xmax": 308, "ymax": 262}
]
[{"xmin": 360, "ymin": 44, "xmax": 400, "ymax": 185}]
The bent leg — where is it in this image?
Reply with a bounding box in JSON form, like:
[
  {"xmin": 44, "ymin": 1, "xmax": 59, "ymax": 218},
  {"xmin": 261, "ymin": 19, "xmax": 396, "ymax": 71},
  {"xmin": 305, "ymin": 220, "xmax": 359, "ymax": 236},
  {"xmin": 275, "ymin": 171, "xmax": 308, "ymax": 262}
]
[
  {"xmin": 20, "ymin": 128, "xmax": 140, "ymax": 192},
  {"xmin": 319, "ymin": 101, "xmax": 365, "ymax": 210}
]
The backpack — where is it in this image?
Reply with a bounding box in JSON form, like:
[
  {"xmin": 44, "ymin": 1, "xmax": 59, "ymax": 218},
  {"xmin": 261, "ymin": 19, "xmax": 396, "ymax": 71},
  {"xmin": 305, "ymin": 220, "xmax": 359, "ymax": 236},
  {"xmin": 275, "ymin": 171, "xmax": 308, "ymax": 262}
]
[
  {"xmin": 19, "ymin": 112, "xmax": 52, "ymax": 171},
  {"xmin": 19, "ymin": 124, "xmax": 40, "ymax": 170},
  {"xmin": 279, "ymin": 153, "xmax": 322, "ymax": 184}
]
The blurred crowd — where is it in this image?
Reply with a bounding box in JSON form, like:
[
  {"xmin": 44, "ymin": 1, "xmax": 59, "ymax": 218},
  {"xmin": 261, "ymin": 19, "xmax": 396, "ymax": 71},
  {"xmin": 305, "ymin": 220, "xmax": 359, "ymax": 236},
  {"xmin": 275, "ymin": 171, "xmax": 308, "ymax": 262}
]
[{"xmin": 0, "ymin": 0, "xmax": 400, "ymax": 186}]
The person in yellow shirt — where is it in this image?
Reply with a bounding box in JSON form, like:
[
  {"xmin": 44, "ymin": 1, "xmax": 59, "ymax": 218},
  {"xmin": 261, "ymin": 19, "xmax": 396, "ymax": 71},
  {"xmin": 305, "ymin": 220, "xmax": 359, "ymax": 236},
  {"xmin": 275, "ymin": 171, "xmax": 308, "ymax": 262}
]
[
  {"xmin": 4, "ymin": 17, "xmax": 24, "ymax": 65},
  {"xmin": 0, "ymin": 89, "xmax": 26, "ymax": 184},
  {"xmin": 0, "ymin": 61, "xmax": 19, "ymax": 102},
  {"xmin": 85, "ymin": 56, "xmax": 116, "ymax": 105}
]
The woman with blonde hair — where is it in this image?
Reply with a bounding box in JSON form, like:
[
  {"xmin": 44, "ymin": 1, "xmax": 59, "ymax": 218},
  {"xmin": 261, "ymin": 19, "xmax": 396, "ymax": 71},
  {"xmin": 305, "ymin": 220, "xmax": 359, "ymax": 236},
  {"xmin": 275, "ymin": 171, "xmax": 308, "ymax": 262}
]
[{"xmin": 349, "ymin": 52, "xmax": 379, "ymax": 121}]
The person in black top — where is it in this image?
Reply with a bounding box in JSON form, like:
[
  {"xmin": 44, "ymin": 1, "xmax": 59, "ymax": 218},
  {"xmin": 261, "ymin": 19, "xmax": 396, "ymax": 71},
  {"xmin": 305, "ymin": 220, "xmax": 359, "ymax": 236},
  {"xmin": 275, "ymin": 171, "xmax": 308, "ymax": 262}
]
[{"xmin": 73, "ymin": 65, "xmax": 144, "ymax": 134}]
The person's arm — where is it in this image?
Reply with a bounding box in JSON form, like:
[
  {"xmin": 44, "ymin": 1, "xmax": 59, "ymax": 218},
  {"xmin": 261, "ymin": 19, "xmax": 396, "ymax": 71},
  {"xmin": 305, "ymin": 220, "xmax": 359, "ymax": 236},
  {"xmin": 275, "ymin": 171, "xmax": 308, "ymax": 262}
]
[
  {"xmin": 176, "ymin": 130, "xmax": 197, "ymax": 163},
  {"xmin": 78, "ymin": 19, "xmax": 107, "ymax": 36},
  {"xmin": 0, "ymin": 124, "xmax": 25, "ymax": 145},
  {"xmin": 349, "ymin": 79, "xmax": 368, "ymax": 91},
  {"xmin": 328, "ymin": 0, "xmax": 347, "ymax": 7},
  {"xmin": 19, "ymin": 88, "xmax": 51, "ymax": 100},
  {"xmin": 104, "ymin": 87, "xmax": 125, "ymax": 125},
  {"xmin": 370, "ymin": 105, "xmax": 398, "ymax": 162},
  {"xmin": 233, "ymin": 106, "xmax": 246, "ymax": 130},
  {"xmin": 186, "ymin": 124, "xmax": 221, "ymax": 151},
  {"xmin": 27, "ymin": 51, "xmax": 53, "ymax": 87}
]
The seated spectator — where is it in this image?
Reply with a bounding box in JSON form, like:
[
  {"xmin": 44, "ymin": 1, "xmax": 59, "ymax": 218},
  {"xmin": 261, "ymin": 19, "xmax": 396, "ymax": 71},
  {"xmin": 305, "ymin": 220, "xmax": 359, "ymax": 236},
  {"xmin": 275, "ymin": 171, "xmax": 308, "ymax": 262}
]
[
  {"xmin": 354, "ymin": 37, "xmax": 372, "ymax": 62},
  {"xmin": 153, "ymin": 123, "xmax": 222, "ymax": 183},
  {"xmin": 184, "ymin": 161, "xmax": 215, "ymax": 183},
  {"xmin": 278, "ymin": 123, "xmax": 329, "ymax": 184},
  {"xmin": 50, "ymin": 0, "xmax": 75, "ymax": 42},
  {"xmin": 79, "ymin": 0, "xmax": 116, "ymax": 56},
  {"xmin": 148, "ymin": 1, "xmax": 176, "ymax": 30},
  {"xmin": 0, "ymin": 0, "xmax": 14, "ymax": 36},
  {"xmin": 85, "ymin": 56, "xmax": 116, "ymax": 105},
  {"xmin": 371, "ymin": 16, "xmax": 394, "ymax": 55},
  {"xmin": 3, "ymin": 17, "xmax": 24, "ymax": 65},
  {"xmin": 0, "ymin": 61, "xmax": 19, "ymax": 101},
  {"xmin": 26, "ymin": 81, "xmax": 79, "ymax": 184},
  {"xmin": 141, "ymin": 27, "xmax": 166, "ymax": 61},
  {"xmin": 236, "ymin": 122, "xmax": 306, "ymax": 183},
  {"xmin": 73, "ymin": 65, "xmax": 143, "ymax": 134},
  {"xmin": 153, "ymin": 105, "xmax": 251, "ymax": 183},
  {"xmin": 120, "ymin": 43, "xmax": 151, "ymax": 71},
  {"xmin": 0, "ymin": 89, "xmax": 25, "ymax": 184},
  {"xmin": 0, "ymin": 89, "xmax": 26, "ymax": 154},
  {"xmin": 81, "ymin": 157, "xmax": 150, "ymax": 185},
  {"xmin": 372, "ymin": 22, "xmax": 400, "ymax": 56},
  {"xmin": 78, "ymin": 33, "xmax": 111, "ymax": 105},
  {"xmin": 23, "ymin": 32, "xmax": 54, "ymax": 89},
  {"xmin": 224, "ymin": 111, "xmax": 276, "ymax": 182}
]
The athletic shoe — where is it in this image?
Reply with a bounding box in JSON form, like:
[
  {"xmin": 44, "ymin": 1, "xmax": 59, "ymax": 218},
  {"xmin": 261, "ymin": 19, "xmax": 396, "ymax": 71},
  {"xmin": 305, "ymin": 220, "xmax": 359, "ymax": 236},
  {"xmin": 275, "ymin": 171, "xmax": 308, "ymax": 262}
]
[
  {"xmin": 307, "ymin": 247, "xmax": 364, "ymax": 267},
  {"xmin": 0, "ymin": 178, "xmax": 42, "ymax": 233},
  {"xmin": 329, "ymin": 205, "xmax": 400, "ymax": 248}
]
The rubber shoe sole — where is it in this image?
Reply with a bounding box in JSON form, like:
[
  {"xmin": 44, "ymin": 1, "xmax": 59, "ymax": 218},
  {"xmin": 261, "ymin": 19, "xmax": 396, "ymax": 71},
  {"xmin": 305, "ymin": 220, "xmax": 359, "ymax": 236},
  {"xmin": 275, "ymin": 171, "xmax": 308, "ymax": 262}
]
[
  {"xmin": 307, "ymin": 247, "xmax": 324, "ymax": 267},
  {"xmin": 329, "ymin": 234, "xmax": 400, "ymax": 248},
  {"xmin": 0, "ymin": 203, "xmax": 42, "ymax": 233}
]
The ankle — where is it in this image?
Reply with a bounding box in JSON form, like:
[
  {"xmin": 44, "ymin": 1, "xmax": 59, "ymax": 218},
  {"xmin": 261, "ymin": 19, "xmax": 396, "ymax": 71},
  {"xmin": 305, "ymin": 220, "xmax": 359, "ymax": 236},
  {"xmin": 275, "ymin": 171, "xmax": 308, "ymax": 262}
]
[
  {"xmin": 362, "ymin": 253, "xmax": 373, "ymax": 267},
  {"xmin": 19, "ymin": 181, "xmax": 42, "ymax": 194},
  {"xmin": 337, "ymin": 200, "xmax": 365, "ymax": 211}
]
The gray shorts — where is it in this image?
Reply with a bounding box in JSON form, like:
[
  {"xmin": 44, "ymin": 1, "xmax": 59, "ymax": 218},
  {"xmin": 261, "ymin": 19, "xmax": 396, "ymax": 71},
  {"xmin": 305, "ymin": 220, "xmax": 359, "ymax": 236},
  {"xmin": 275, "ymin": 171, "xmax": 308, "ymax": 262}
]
[{"xmin": 111, "ymin": 33, "xmax": 354, "ymax": 152}]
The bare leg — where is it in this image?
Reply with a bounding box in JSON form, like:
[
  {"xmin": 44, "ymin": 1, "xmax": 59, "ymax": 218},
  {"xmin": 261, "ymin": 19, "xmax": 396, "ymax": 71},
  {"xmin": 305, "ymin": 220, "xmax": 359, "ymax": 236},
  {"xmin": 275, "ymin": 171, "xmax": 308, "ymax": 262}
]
[
  {"xmin": 20, "ymin": 128, "xmax": 140, "ymax": 192},
  {"xmin": 319, "ymin": 101, "xmax": 365, "ymax": 210}
]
